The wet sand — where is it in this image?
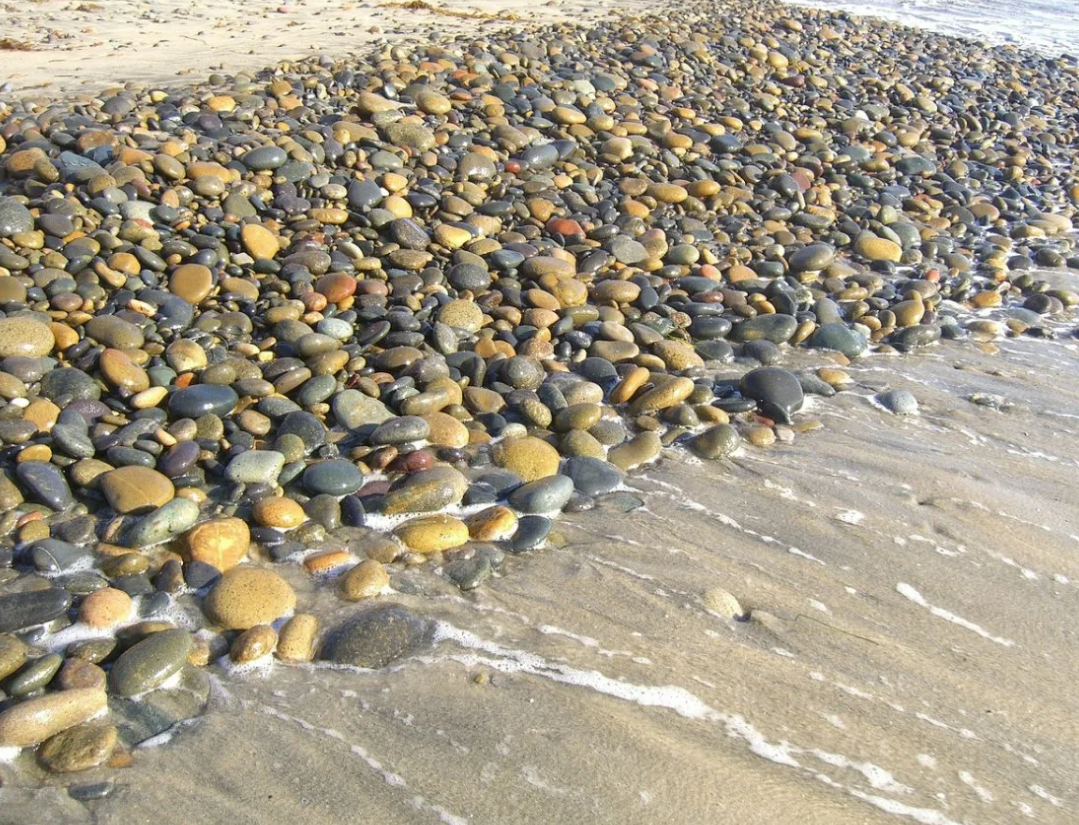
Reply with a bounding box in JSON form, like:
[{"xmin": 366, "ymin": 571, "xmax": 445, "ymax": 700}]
[{"xmin": 5, "ymin": 302, "xmax": 1078, "ymax": 824}]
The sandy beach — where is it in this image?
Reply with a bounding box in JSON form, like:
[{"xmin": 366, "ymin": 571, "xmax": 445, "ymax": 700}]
[
  {"xmin": 0, "ymin": 0, "xmax": 642, "ymax": 97},
  {"xmin": 6, "ymin": 335, "xmax": 1079, "ymax": 825},
  {"xmin": 0, "ymin": 0, "xmax": 1077, "ymax": 822}
]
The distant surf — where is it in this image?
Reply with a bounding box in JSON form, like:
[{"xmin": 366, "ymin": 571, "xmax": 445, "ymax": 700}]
[{"xmin": 786, "ymin": 0, "xmax": 1079, "ymax": 57}]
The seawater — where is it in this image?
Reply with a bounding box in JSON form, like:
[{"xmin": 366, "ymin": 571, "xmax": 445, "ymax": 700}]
[{"xmin": 786, "ymin": 0, "xmax": 1079, "ymax": 57}]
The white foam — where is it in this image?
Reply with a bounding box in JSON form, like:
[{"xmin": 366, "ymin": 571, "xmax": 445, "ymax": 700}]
[
  {"xmin": 138, "ymin": 730, "xmax": 176, "ymax": 749},
  {"xmin": 0, "ymin": 745, "xmax": 21, "ymax": 763},
  {"xmin": 1029, "ymin": 784, "xmax": 1063, "ymax": 806},
  {"xmin": 427, "ymin": 623, "xmax": 979, "ymax": 824},
  {"xmin": 835, "ymin": 510, "xmax": 865, "ymax": 525},
  {"xmin": 217, "ymin": 653, "xmax": 276, "ymax": 680},
  {"xmin": 896, "ymin": 583, "xmax": 1016, "ymax": 647},
  {"xmin": 810, "ymin": 749, "xmax": 911, "ymax": 793},
  {"xmin": 959, "ymin": 770, "xmax": 994, "ymax": 803}
]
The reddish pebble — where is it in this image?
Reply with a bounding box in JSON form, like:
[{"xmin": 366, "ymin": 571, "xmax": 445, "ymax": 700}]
[
  {"xmin": 388, "ymin": 448, "xmax": 434, "ymax": 474},
  {"xmin": 316, "ymin": 273, "xmax": 358, "ymax": 303}
]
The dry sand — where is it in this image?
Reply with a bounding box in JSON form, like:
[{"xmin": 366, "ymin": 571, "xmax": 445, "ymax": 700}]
[
  {"xmin": 0, "ymin": 0, "xmax": 644, "ymax": 97},
  {"xmin": 1, "ymin": 1, "xmax": 1078, "ymax": 823}
]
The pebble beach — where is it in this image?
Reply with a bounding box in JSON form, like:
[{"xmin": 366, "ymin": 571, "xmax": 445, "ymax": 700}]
[{"xmin": 0, "ymin": 0, "xmax": 1077, "ymax": 822}]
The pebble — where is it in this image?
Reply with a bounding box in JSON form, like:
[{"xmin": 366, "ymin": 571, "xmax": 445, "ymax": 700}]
[
  {"xmin": 339, "ymin": 559, "xmax": 390, "ymax": 601},
  {"xmin": 99, "ymin": 466, "xmax": 175, "ymax": 514},
  {"xmin": 0, "ymin": 634, "xmax": 28, "ymax": 681},
  {"xmin": 508, "ymin": 475, "xmax": 575, "ymax": 514},
  {"xmin": 395, "ymin": 514, "xmax": 470, "ymax": 554},
  {"xmin": 108, "ymin": 628, "xmax": 193, "ymax": 696},
  {"xmin": 37, "ymin": 723, "xmax": 118, "ymax": 773},
  {"xmin": 303, "ymin": 459, "xmax": 364, "ymax": 496},
  {"xmin": 184, "ymin": 517, "xmax": 251, "ymax": 571},
  {"xmin": 320, "ymin": 604, "xmax": 430, "ymax": 668},
  {"xmin": 78, "ymin": 588, "xmax": 132, "ymax": 628},
  {"xmin": 0, "ymin": 588, "xmax": 73, "ymax": 633},
  {"xmin": 0, "ymin": 688, "xmax": 108, "ymax": 748},
  {"xmin": 0, "ymin": 317, "xmax": 54, "ymax": 358},
  {"xmin": 276, "ymin": 614, "xmax": 319, "ymax": 663},
  {"xmin": 203, "ymin": 567, "xmax": 296, "ymax": 630},
  {"xmin": 739, "ymin": 368, "xmax": 805, "ymax": 425},
  {"xmin": 381, "ymin": 466, "xmax": 469, "ymax": 515},
  {"xmin": 878, "ymin": 390, "xmax": 920, "ymax": 415},
  {"xmin": 493, "ymin": 436, "xmax": 562, "ymax": 481},
  {"xmin": 225, "ymin": 450, "xmax": 286, "ymax": 485},
  {"xmin": 690, "ymin": 424, "xmax": 741, "ymax": 460},
  {"xmin": 253, "ymin": 496, "xmax": 306, "ymax": 529}
]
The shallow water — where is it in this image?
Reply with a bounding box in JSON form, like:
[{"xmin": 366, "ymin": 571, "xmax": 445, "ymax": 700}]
[
  {"xmin": 4, "ymin": 290, "xmax": 1078, "ymax": 823},
  {"xmin": 787, "ymin": 0, "xmax": 1079, "ymax": 57}
]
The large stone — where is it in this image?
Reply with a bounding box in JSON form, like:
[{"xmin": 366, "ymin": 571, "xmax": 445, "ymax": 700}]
[
  {"xmin": 394, "ymin": 514, "xmax": 469, "ymax": 553},
  {"xmin": 108, "ymin": 628, "xmax": 193, "ymax": 697},
  {"xmin": 320, "ymin": 604, "xmax": 430, "ymax": 668},
  {"xmin": 0, "ymin": 317, "xmax": 54, "ymax": 358},
  {"xmin": 739, "ymin": 368, "xmax": 804, "ymax": 424},
  {"xmin": 493, "ymin": 436, "xmax": 561, "ymax": 482},
  {"xmin": 0, "ymin": 588, "xmax": 73, "ymax": 633},
  {"xmin": 184, "ymin": 517, "xmax": 250, "ymax": 571},
  {"xmin": 37, "ymin": 722, "xmax": 118, "ymax": 773},
  {"xmin": 203, "ymin": 567, "xmax": 296, "ymax": 630},
  {"xmin": 381, "ymin": 466, "xmax": 469, "ymax": 515},
  {"xmin": 0, "ymin": 197, "xmax": 34, "ymax": 237},
  {"xmin": 99, "ymin": 466, "xmax": 174, "ymax": 514},
  {"xmin": 0, "ymin": 688, "xmax": 108, "ymax": 748}
]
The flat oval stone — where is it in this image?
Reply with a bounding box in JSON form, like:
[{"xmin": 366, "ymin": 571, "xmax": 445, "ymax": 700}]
[
  {"xmin": 381, "ymin": 466, "xmax": 468, "ymax": 515},
  {"xmin": 168, "ymin": 384, "xmax": 239, "ymax": 419},
  {"xmin": 225, "ymin": 450, "xmax": 285, "ymax": 485},
  {"xmin": 739, "ymin": 368, "xmax": 804, "ymax": 424},
  {"xmin": 125, "ymin": 498, "xmax": 201, "ymax": 548},
  {"xmin": 0, "ymin": 197, "xmax": 34, "ymax": 237},
  {"xmin": 203, "ymin": 567, "xmax": 296, "ymax": 630},
  {"xmin": 788, "ymin": 243, "xmax": 835, "ymax": 273},
  {"xmin": 332, "ymin": 390, "xmax": 394, "ymax": 429},
  {"xmin": 729, "ymin": 314, "xmax": 798, "ymax": 344},
  {"xmin": 394, "ymin": 514, "xmax": 469, "ymax": 553},
  {"xmin": 99, "ymin": 466, "xmax": 174, "ymax": 514},
  {"xmin": 37, "ymin": 722, "xmax": 118, "ymax": 773},
  {"xmin": 320, "ymin": 604, "xmax": 431, "ymax": 668},
  {"xmin": 0, "ymin": 635, "xmax": 28, "ymax": 681},
  {"xmin": 108, "ymin": 628, "xmax": 192, "ymax": 697},
  {"xmin": 184, "ymin": 517, "xmax": 250, "ymax": 571},
  {"xmin": 809, "ymin": 323, "xmax": 867, "ymax": 358},
  {"xmin": 508, "ymin": 474, "xmax": 575, "ymax": 514},
  {"xmin": 0, "ymin": 588, "xmax": 73, "ymax": 633},
  {"xmin": 493, "ymin": 436, "xmax": 561, "ymax": 482},
  {"xmin": 369, "ymin": 416, "xmax": 430, "ymax": 445},
  {"xmin": 303, "ymin": 459, "xmax": 364, "ymax": 496},
  {"xmin": 877, "ymin": 389, "xmax": 918, "ymax": 415},
  {"xmin": 0, "ymin": 688, "xmax": 107, "ymax": 748},
  {"xmin": 242, "ymin": 145, "xmax": 288, "ymax": 171},
  {"xmin": 85, "ymin": 316, "xmax": 144, "ymax": 349},
  {"xmin": 563, "ymin": 456, "xmax": 624, "ymax": 495},
  {"xmin": 689, "ymin": 424, "xmax": 741, "ymax": 459},
  {"xmin": 0, "ymin": 316, "xmax": 54, "ymax": 358},
  {"xmin": 509, "ymin": 515, "xmax": 553, "ymax": 553},
  {"xmin": 16, "ymin": 461, "xmax": 74, "ymax": 510}
]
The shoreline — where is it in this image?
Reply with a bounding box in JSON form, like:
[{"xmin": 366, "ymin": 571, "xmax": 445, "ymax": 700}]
[{"xmin": 1, "ymin": 0, "xmax": 1078, "ymax": 822}]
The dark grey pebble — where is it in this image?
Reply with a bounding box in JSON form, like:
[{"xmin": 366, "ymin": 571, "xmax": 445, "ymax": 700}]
[{"xmin": 320, "ymin": 604, "xmax": 431, "ymax": 668}]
